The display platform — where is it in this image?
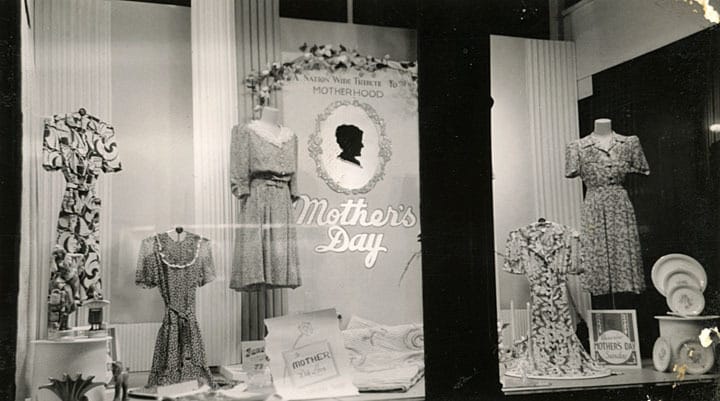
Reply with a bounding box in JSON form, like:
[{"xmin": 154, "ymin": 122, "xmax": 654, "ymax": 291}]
[
  {"xmin": 501, "ymin": 359, "xmax": 718, "ymax": 395},
  {"xmin": 122, "ymin": 372, "xmax": 424, "ymax": 401}
]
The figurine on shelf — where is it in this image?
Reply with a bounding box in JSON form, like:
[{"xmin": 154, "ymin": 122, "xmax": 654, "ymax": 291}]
[
  {"xmin": 48, "ymin": 276, "xmax": 76, "ymax": 331},
  {"xmin": 53, "ymin": 247, "xmax": 83, "ymax": 305},
  {"xmin": 109, "ymin": 362, "xmax": 129, "ymax": 401}
]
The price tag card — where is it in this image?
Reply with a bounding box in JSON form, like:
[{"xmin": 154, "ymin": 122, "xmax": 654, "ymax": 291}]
[
  {"xmin": 265, "ymin": 308, "xmax": 358, "ymax": 400},
  {"xmin": 242, "ymin": 340, "xmax": 269, "ymax": 374}
]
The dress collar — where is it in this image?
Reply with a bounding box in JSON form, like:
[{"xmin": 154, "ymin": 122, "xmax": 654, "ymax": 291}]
[
  {"xmin": 579, "ymin": 132, "xmax": 627, "ymax": 150},
  {"xmin": 248, "ymin": 120, "xmax": 294, "ymax": 147}
]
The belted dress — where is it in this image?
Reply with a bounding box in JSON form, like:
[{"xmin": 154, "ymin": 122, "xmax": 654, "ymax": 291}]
[
  {"xmin": 135, "ymin": 232, "xmax": 215, "ymax": 387},
  {"xmin": 565, "ymin": 133, "xmax": 650, "ymax": 296},
  {"xmin": 229, "ymin": 121, "xmax": 301, "ymax": 291}
]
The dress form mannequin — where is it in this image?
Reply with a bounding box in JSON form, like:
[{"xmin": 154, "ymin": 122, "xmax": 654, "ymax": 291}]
[
  {"xmin": 258, "ymin": 106, "xmax": 281, "ymax": 128},
  {"xmin": 591, "ymin": 118, "xmax": 613, "ymax": 149}
]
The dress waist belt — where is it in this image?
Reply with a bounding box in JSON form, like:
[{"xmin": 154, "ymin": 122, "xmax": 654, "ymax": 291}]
[
  {"xmin": 587, "ymin": 184, "xmax": 624, "ymax": 191},
  {"xmin": 251, "ymin": 174, "xmax": 291, "ymax": 188},
  {"xmin": 65, "ymin": 182, "xmax": 89, "ymax": 191},
  {"xmin": 167, "ymin": 305, "xmax": 194, "ymax": 364}
]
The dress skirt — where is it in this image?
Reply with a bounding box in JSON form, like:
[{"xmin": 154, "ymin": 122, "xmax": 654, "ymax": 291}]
[
  {"xmin": 579, "ymin": 185, "xmax": 646, "ymax": 295},
  {"xmin": 230, "ymin": 176, "xmax": 301, "ymax": 291}
]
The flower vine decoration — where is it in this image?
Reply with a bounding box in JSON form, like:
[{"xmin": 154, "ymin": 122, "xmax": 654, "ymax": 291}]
[{"xmin": 244, "ymin": 43, "xmax": 418, "ymax": 111}]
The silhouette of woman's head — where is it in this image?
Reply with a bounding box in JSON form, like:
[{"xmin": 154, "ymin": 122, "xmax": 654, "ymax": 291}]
[{"xmin": 335, "ymin": 124, "xmax": 364, "ymax": 167}]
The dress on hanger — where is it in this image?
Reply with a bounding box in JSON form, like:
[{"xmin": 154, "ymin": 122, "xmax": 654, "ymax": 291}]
[
  {"xmin": 43, "ymin": 111, "xmax": 121, "ymax": 301},
  {"xmin": 136, "ymin": 232, "xmax": 215, "ymax": 387},
  {"xmin": 504, "ymin": 221, "xmax": 608, "ymax": 378},
  {"xmin": 565, "ymin": 133, "xmax": 650, "ymax": 296},
  {"xmin": 229, "ymin": 120, "xmax": 300, "ymax": 291}
]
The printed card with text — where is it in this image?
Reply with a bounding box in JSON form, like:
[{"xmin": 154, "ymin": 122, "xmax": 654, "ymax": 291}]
[{"xmin": 265, "ymin": 308, "xmax": 358, "ymax": 400}]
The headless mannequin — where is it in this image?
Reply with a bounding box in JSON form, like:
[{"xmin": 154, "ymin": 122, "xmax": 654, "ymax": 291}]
[
  {"xmin": 591, "ymin": 118, "xmax": 613, "ymax": 150},
  {"xmin": 256, "ymin": 106, "xmax": 282, "ymax": 137}
]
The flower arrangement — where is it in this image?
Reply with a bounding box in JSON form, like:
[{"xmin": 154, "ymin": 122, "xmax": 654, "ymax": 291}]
[
  {"xmin": 699, "ymin": 326, "xmax": 720, "ymax": 347},
  {"xmin": 244, "ymin": 43, "xmax": 418, "ymax": 109}
]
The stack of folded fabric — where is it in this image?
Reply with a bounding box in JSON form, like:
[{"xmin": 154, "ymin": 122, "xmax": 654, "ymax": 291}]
[{"xmin": 342, "ymin": 316, "xmax": 424, "ymax": 392}]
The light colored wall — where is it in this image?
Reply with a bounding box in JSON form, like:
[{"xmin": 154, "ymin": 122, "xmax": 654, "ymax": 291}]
[
  {"xmin": 564, "ymin": 0, "xmax": 713, "ymax": 81},
  {"xmin": 491, "ymin": 35, "xmax": 535, "ymax": 309},
  {"xmin": 281, "ymin": 19, "xmax": 421, "ymax": 325},
  {"xmin": 108, "ymin": 1, "xmax": 193, "ymax": 323}
]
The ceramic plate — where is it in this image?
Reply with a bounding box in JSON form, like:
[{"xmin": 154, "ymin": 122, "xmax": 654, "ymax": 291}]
[
  {"xmin": 666, "ymin": 285, "xmax": 705, "ymax": 316},
  {"xmin": 663, "ymin": 271, "xmax": 701, "ymax": 296},
  {"xmin": 652, "ymin": 337, "xmax": 672, "ymax": 372},
  {"xmin": 651, "ymin": 254, "xmax": 706, "ymax": 296},
  {"xmin": 676, "ymin": 339, "xmax": 715, "ymax": 375}
]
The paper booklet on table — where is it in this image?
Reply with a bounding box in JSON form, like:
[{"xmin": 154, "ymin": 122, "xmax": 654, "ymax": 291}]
[{"xmin": 264, "ymin": 308, "xmax": 359, "ymax": 400}]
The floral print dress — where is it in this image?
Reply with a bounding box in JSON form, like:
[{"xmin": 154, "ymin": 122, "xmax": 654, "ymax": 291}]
[
  {"xmin": 565, "ymin": 133, "xmax": 650, "ymax": 295},
  {"xmin": 503, "ymin": 221, "xmax": 608, "ymax": 378},
  {"xmin": 229, "ymin": 121, "xmax": 300, "ymax": 291},
  {"xmin": 136, "ymin": 232, "xmax": 215, "ymax": 387}
]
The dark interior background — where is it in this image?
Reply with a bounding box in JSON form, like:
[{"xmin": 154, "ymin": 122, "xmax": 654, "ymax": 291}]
[{"xmin": 578, "ymin": 24, "xmax": 720, "ymax": 356}]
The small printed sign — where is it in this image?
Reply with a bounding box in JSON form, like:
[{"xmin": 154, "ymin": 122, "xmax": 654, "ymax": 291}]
[
  {"xmin": 264, "ymin": 308, "xmax": 358, "ymax": 400},
  {"xmin": 282, "ymin": 340, "xmax": 340, "ymax": 388},
  {"xmin": 588, "ymin": 309, "xmax": 642, "ymax": 369},
  {"xmin": 242, "ymin": 340, "xmax": 269, "ymax": 374}
]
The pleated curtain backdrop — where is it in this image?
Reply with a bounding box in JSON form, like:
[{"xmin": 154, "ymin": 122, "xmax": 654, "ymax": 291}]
[
  {"xmin": 191, "ymin": 0, "xmax": 245, "ymax": 365},
  {"xmin": 16, "ymin": 1, "xmax": 113, "ymax": 399},
  {"xmin": 525, "ymin": 39, "xmax": 593, "ymax": 320},
  {"xmin": 234, "ymin": 0, "xmax": 288, "ymax": 341}
]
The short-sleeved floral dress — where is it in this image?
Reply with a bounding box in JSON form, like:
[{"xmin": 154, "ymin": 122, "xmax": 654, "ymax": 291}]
[
  {"xmin": 136, "ymin": 232, "xmax": 216, "ymax": 387},
  {"xmin": 565, "ymin": 133, "xmax": 650, "ymax": 296},
  {"xmin": 504, "ymin": 221, "xmax": 609, "ymax": 378}
]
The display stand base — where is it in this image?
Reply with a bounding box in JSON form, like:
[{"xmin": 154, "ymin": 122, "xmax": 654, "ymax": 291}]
[
  {"xmin": 653, "ymin": 315, "xmax": 719, "ymax": 374},
  {"xmin": 504, "ymin": 370, "xmax": 612, "ymax": 380}
]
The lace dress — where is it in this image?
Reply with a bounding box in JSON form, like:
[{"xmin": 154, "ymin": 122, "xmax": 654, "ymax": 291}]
[
  {"xmin": 503, "ymin": 221, "xmax": 609, "ymax": 378},
  {"xmin": 229, "ymin": 120, "xmax": 300, "ymax": 291},
  {"xmin": 565, "ymin": 133, "xmax": 650, "ymax": 295},
  {"xmin": 135, "ymin": 232, "xmax": 215, "ymax": 387}
]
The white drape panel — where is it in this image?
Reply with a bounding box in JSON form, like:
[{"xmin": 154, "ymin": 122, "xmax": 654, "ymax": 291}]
[
  {"xmin": 191, "ymin": 0, "xmax": 243, "ymax": 365},
  {"xmin": 16, "ymin": 1, "xmax": 112, "ymax": 399},
  {"xmin": 525, "ymin": 39, "xmax": 593, "ymax": 321},
  {"xmin": 234, "ymin": 0, "xmax": 288, "ymax": 341}
]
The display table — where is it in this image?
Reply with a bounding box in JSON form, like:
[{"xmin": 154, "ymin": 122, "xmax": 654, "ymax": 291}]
[
  {"xmin": 31, "ymin": 337, "xmax": 112, "ymax": 401},
  {"xmin": 501, "ymin": 359, "xmax": 718, "ymax": 395},
  {"xmin": 121, "ymin": 373, "xmax": 424, "ymax": 401}
]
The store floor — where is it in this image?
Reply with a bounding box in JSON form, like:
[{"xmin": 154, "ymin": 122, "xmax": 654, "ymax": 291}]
[
  {"xmin": 501, "ymin": 359, "xmax": 718, "ymax": 395},
  {"xmin": 122, "ymin": 370, "xmax": 425, "ymax": 400}
]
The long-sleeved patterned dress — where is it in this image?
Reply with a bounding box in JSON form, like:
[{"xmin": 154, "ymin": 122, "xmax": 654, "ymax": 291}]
[
  {"xmin": 136, "ymin": 232, "xmax": 215, "ymax": 387},
  {"xmin": 503, "ymin": 221, "xmax": 609, "ymax": 378},
  {"xmin": 565, "ymin": 133, "xmax": 650, "ymax": 296},
  {"xmin": 229, "ymin": 120, "xmax": 301, "ymax": 292},
  {"xmin": 43, "ymin": 111, "xmax": 121, "ymax": 304}
]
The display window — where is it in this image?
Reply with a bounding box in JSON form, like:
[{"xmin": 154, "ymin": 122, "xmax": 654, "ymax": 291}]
[
  {"xmin": 9, "ymin": 1, "xmax": 720, "ymax": 401},
  {"xmin": 491, "ymin": 1, "xmax": 720, "ymax": 398},
  {"xmin": 15, "ymin": 1, "xmax": 424, "ymax": 400}
]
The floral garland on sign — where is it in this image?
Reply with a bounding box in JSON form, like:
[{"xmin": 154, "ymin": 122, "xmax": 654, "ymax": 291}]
[{"xmin": 244, "ymin": 43, "xmax": 418, "ymax": 109}]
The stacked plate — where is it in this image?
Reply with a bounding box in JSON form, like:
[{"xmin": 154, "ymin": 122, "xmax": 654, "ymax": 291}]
[{"xmin": 651, "ymin": 254, "xmax": 707, "ymax": 317}]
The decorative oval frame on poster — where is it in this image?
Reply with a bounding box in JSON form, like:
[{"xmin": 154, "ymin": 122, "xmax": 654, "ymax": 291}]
[{"xmin": 310, "ymin": 100, "xmax": 391, "ymax": 194}]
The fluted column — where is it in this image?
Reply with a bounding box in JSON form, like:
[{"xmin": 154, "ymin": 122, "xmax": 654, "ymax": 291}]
[
  {"xmin": 17, "ymin": 0, "xmax": 112, "ymax": 398},
  {"xmin": 234, "ymin": 0, "xmax": 287, "ymax": 341},
  {"xmin": 191, "ymin": 0, "xmax": 243, "ymax": 365},
  {"xmin": 525, "ymin": 39, "xmax": 592, "ymax": 320}
]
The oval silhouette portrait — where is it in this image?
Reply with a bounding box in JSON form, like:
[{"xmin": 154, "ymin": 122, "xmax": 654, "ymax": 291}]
[{"xmin": 310, "ymin": 100, "xmax": 391, "ymax": 194}]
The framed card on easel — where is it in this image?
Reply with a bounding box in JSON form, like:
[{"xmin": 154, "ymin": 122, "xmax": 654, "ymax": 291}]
[{"xmin": 588, "ymin": 309, "xmax": 642, "ymax": 369}]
